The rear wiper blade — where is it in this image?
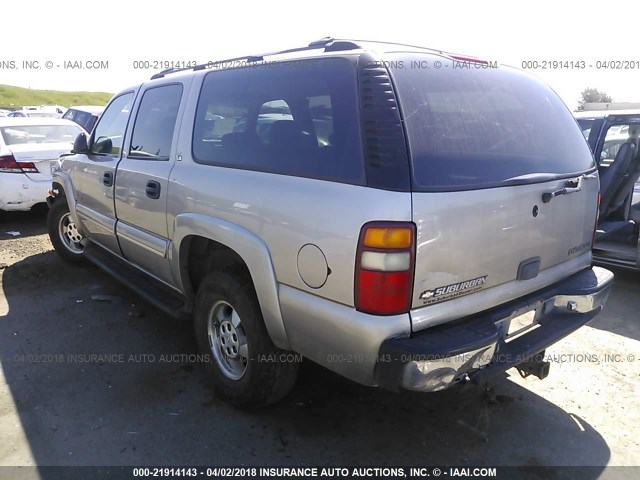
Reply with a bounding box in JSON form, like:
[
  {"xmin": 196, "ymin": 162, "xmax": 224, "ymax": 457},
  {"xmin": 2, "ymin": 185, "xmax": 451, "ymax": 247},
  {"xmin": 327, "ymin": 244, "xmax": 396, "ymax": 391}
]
[{"xmin": 500, "ymin": 173, "xmax": 558, "ymax": 186}]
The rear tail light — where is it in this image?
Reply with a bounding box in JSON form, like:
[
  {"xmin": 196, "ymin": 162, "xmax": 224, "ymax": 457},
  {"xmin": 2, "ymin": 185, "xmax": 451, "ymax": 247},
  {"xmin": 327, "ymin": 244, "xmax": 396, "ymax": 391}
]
[
  {"xmin": 0, "ymin": 154, "xmax": 38, "ymax": 173},
  {"xmin": 355, "ymin": 222, "xmax": 416, "ymax": 315}
]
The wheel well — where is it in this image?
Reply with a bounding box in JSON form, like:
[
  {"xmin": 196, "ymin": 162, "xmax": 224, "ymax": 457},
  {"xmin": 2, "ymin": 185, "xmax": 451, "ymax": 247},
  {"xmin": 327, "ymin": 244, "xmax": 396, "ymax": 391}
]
[
  {"xmin": 52, "ymin": 182, "xmax": 66, "ymax": 199},
  {"xmin": 183, "ymin": 236, "xmax": 253, "ymax": 298}
]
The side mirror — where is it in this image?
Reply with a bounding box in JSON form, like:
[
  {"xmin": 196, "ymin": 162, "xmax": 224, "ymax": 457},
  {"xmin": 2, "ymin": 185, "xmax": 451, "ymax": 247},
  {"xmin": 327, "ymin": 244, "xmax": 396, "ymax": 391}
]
[
  {"xmin": 94, "ymin": 136, "xmax": 113, "ymax": 154},
  {"xmin": 72, "ymin": 132, "xmax": 89, "ymax": 154}
]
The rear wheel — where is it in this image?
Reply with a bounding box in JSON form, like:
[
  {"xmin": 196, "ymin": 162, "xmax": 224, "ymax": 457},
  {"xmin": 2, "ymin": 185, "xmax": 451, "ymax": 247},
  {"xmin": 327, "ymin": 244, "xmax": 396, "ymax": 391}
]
[
  {"xmin": 47, "ymin": 200, "xmax": 85, "ymax": 263},
  {"xmin": 194, "ymin": 270, "xmax": 299, "ymax": 408}
]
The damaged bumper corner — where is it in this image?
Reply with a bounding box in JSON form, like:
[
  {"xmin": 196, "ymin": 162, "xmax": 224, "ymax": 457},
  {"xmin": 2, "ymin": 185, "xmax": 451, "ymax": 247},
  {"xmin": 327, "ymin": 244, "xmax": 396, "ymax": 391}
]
[{"xmin": 375, "ymin": 266, "xmax": 614, "ymax": 392}]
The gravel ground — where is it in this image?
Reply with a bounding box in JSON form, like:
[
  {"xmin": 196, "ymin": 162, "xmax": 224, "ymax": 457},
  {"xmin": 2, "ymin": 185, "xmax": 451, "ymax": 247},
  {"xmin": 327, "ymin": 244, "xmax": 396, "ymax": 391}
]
[{"xmin": 0, "ymin": 208, "xmax": 638, "ymax": 478}]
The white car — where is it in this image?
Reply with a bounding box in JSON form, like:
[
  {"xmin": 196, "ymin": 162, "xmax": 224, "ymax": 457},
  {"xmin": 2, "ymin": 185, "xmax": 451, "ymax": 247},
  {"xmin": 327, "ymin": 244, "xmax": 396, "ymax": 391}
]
[
  {"xmin": 8, "ymin": 110, "xmax": 63, "ymax": 119},
  {"xmin": 0, "ymin": 118, "xmax": 86, "ymax": 211}
]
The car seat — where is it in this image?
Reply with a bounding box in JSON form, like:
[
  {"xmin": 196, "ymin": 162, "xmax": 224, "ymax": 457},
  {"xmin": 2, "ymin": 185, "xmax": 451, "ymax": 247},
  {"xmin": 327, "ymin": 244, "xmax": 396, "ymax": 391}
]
[{"xmin": 599, "ymin": 128, "xmax": 640, "ymax": 218}]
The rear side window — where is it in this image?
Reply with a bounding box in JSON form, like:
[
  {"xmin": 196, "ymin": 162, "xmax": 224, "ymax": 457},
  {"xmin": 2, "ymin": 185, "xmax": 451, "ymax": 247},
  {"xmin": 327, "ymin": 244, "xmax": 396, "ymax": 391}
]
[
  {"xmin": 388, "ymin": 54, "xmax": 595, "ymax": 190},
  {"xmin": 129, "ymin": 84, "xmax": 183, "ymax": 160},
  {"xmin": 75, "ymin": 111, "xmax": 91, "ymax": 130},
  {"xmin": 192, "ymin": 58, "xmax": 364, "ymax": 184}
]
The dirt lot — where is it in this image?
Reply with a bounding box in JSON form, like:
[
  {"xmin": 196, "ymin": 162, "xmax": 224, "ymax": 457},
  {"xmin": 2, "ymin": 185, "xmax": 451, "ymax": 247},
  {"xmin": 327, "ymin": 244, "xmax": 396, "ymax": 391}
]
[{"xmin": 0, "ymin": 209, "xmax": 639, "ymax": 477}]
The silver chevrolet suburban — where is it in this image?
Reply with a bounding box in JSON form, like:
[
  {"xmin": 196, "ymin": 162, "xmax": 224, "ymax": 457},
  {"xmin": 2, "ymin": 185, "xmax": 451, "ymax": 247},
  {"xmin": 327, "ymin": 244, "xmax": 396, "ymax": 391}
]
[{"xmin": 47, "ymin": 38, "xmax": 614, "ymax": 407}]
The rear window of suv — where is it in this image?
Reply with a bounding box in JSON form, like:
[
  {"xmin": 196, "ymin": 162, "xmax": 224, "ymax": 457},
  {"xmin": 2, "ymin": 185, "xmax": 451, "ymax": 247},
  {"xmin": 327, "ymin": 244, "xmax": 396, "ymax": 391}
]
[
  {"xmin": 387, "ymin": 53, "xmax": 595, "ymax": 190},
  {"xmin": 192, "ymin": 58, "xmax": 364, "ymax": 184}
]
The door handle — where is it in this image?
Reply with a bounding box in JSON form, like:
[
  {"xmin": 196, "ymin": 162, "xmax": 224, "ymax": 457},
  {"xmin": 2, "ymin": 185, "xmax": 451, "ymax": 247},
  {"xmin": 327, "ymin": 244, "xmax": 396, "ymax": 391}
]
[
  {"xmin": 542, "ymin": 175, "xmax": 584, "ymax": 203},
  {"xmin": 103, "ymin": 171, "xmax": 113, "ymax": 187},
  {"xmin": 146, "ymin": 180, "xmax": 161, "ymax": 199}
]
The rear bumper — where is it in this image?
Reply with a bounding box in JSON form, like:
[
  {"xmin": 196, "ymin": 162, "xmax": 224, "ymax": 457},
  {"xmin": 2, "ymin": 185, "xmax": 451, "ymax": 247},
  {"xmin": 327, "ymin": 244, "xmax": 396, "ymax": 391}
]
[
  {"xmin": 375, "ymin": 266, "xmax": 614, "ymax": 392},
  {"xmin": 0, "ymin": 173, "xmax": 49, "ymax": 211}
]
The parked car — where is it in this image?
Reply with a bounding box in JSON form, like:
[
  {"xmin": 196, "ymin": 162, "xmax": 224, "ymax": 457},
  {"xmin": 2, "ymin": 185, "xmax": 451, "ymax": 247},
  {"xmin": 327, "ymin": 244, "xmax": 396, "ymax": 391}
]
[
  {"xmin": 0, "ymin": 109, "xmax": 11, "ymax": 117},
  {"xmin": 575, "ymin": 109, "xmax": 640, "ymax": 270},
  {"xmin": 8, "ymin": 110, "xmax": 62, "ymax": 118},
  {"xmin": 47, "ymin": 38, "xmax": 613, "ymax": 407},
  {"xmin": 0, "ymin": 118, "xmax": 85, "ymax": 212},
  {"xmin": 62, "ymin": 105, "xmax": 105, "ymax": 133},
  {"xmin": 23, "ymin": 105, "xmax": 66, "ymax": 116}
]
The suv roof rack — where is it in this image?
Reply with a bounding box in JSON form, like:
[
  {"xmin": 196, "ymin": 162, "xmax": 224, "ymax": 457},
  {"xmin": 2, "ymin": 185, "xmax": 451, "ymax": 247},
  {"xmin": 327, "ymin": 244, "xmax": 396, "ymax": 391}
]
[
  {"xmin": 332, "ymin": 38, "xmax": 447, "ymax": 55},
  {"xmin": 149, "ymin": 37, "xmax": 458, "ymax": 80},
  {"xmin": 150, "ymin": 37, "xmax": 362, "ymax": 80}
]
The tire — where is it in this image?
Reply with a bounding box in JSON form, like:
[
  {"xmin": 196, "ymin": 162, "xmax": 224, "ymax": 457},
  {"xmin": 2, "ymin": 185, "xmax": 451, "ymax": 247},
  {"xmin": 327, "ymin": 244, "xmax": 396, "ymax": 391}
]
[
  {"xmin": 194, "ymin": 270, "xmax": 299, "ymax": 408},
  {"xmin": 47, "ymin": 199, "xmax": 85, "ymax": 264}
]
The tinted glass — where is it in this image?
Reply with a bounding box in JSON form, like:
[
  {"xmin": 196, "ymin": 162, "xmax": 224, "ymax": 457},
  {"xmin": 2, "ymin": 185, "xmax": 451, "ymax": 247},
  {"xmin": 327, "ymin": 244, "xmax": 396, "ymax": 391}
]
[
  {"xmin": 74, "ymin": 111, "xmax": 92, "ymax": 131},
  {"xmin": 192, "ymin": 58, "xmax": 363, "ymax": 184},
  {"xmin": 388, "ymin": 54, "xmax": 595, "ymax": 190},
  {"xmin": 129, "ymin": 84, "xmax": 183, "ymax": 159},
  {"xmin": 92, "ymin": 93, "xmax": 134, "ymax": 155},
  {"xmin": 577, "ymin": 118, "xmax": 594, "ymax": 140}
]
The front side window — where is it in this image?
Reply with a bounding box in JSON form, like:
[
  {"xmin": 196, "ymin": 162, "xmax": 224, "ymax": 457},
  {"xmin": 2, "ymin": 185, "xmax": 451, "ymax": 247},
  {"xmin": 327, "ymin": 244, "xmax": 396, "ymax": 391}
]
[
  {"xmin": 91, "ymin": 93, "xmax": 134, "ymax": 155},
  {"xmin": 192, "ymin": 58, "xmax": 363, "ymax": 184},
  {"xmin": 129, "ymin": 84, "xmax": 183, "ymax": 160}
]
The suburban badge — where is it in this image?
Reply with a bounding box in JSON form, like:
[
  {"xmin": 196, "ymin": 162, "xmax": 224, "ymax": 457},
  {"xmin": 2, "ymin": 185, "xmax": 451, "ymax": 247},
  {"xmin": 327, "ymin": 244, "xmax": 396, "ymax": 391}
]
[{"xmin": 419, "ymin": 276, "xmax": 488, "ymax": 305}]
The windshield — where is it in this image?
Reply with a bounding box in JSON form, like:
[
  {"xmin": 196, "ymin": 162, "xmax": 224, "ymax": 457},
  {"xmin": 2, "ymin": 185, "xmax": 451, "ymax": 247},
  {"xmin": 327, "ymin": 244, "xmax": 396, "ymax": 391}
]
[
  {"xmin": 388, "ymin": 53, "xmax": 595, "ymax": 190},
  {"xmin": 1, "ymin": 124, "xmax": 82, "ymax": 146}
]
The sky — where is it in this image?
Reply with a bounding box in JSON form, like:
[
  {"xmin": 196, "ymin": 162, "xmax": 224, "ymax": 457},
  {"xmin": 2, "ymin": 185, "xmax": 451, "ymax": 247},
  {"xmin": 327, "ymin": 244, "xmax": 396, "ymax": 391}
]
[{"xmin": 2, "ymin": 0, "xmax": 640, "ymax": 110}]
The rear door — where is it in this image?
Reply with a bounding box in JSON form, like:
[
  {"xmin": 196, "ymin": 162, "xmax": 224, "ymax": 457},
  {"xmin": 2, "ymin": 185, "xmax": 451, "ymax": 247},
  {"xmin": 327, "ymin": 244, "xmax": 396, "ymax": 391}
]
[
  {"xmin": 113, "ymin": 80, "xmax": 190, "ymax": 286},
  {"xmin": 387, "ymin": 54, "xmax": 598, "ymax": 324},
  {"xmin": 73, "ymin": 91, "xmax": 136, "ymax": 253}
]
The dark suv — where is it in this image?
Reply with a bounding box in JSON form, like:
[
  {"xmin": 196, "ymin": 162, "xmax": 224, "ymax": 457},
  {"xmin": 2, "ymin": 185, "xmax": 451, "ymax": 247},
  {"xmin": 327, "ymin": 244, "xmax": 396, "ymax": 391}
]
[{"xmin": 62, "ymin": 106, "xmax": 105, "ymax": 133}]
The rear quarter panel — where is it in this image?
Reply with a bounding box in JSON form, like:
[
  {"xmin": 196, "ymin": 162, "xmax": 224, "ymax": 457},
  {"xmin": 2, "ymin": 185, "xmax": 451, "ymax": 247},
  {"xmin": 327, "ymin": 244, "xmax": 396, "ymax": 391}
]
[{"xmin": 167, "ymin": 162, "xmax": 412, "ymax": 307}]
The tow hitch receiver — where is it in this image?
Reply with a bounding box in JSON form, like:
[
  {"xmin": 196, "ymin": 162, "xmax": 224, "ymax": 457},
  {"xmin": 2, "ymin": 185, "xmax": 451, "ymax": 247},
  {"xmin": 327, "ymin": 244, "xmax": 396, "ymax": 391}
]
[{"xmin": 517, "ymin": 350, "xmax": 550, "ymax": 380}]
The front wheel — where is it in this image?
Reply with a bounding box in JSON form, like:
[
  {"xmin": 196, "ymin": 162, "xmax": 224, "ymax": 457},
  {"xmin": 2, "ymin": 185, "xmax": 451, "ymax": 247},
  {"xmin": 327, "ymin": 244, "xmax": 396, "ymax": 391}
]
[
  {"xmin": 194, "ymin": 270, "xmax": 299, "ymax": 408},
  {"xmin": 47, "ymin": 199, "xmax": 85, "ymax": 263}
]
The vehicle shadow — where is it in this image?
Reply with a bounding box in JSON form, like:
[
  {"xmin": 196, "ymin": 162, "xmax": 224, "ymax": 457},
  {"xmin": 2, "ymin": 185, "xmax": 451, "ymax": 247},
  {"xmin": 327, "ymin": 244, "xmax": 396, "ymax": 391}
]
[
  {"xmin": 0, "ymin": 251, "xmax": 610, "ymax": 478},
  {"xmin": 0, "ymin": 206, "xmax": 48, "ymax": 240},
  {"xmin": 587, "ymin": 267, "xmax": 640, "ymax": 342}
]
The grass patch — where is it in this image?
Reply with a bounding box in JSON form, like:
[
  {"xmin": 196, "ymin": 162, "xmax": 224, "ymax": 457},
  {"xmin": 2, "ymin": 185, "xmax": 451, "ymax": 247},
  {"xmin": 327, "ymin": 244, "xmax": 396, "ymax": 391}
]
[{"xmin": 0, "ymin": 84, "xmax": 112, "ymax": 108}]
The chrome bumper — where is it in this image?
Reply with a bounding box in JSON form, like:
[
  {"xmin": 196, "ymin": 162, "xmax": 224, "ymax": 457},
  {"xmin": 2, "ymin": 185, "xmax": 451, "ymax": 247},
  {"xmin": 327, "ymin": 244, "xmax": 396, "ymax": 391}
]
[{"xmin": 376, "ymin": 266, "xmax": 614, "ymax": 392}]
